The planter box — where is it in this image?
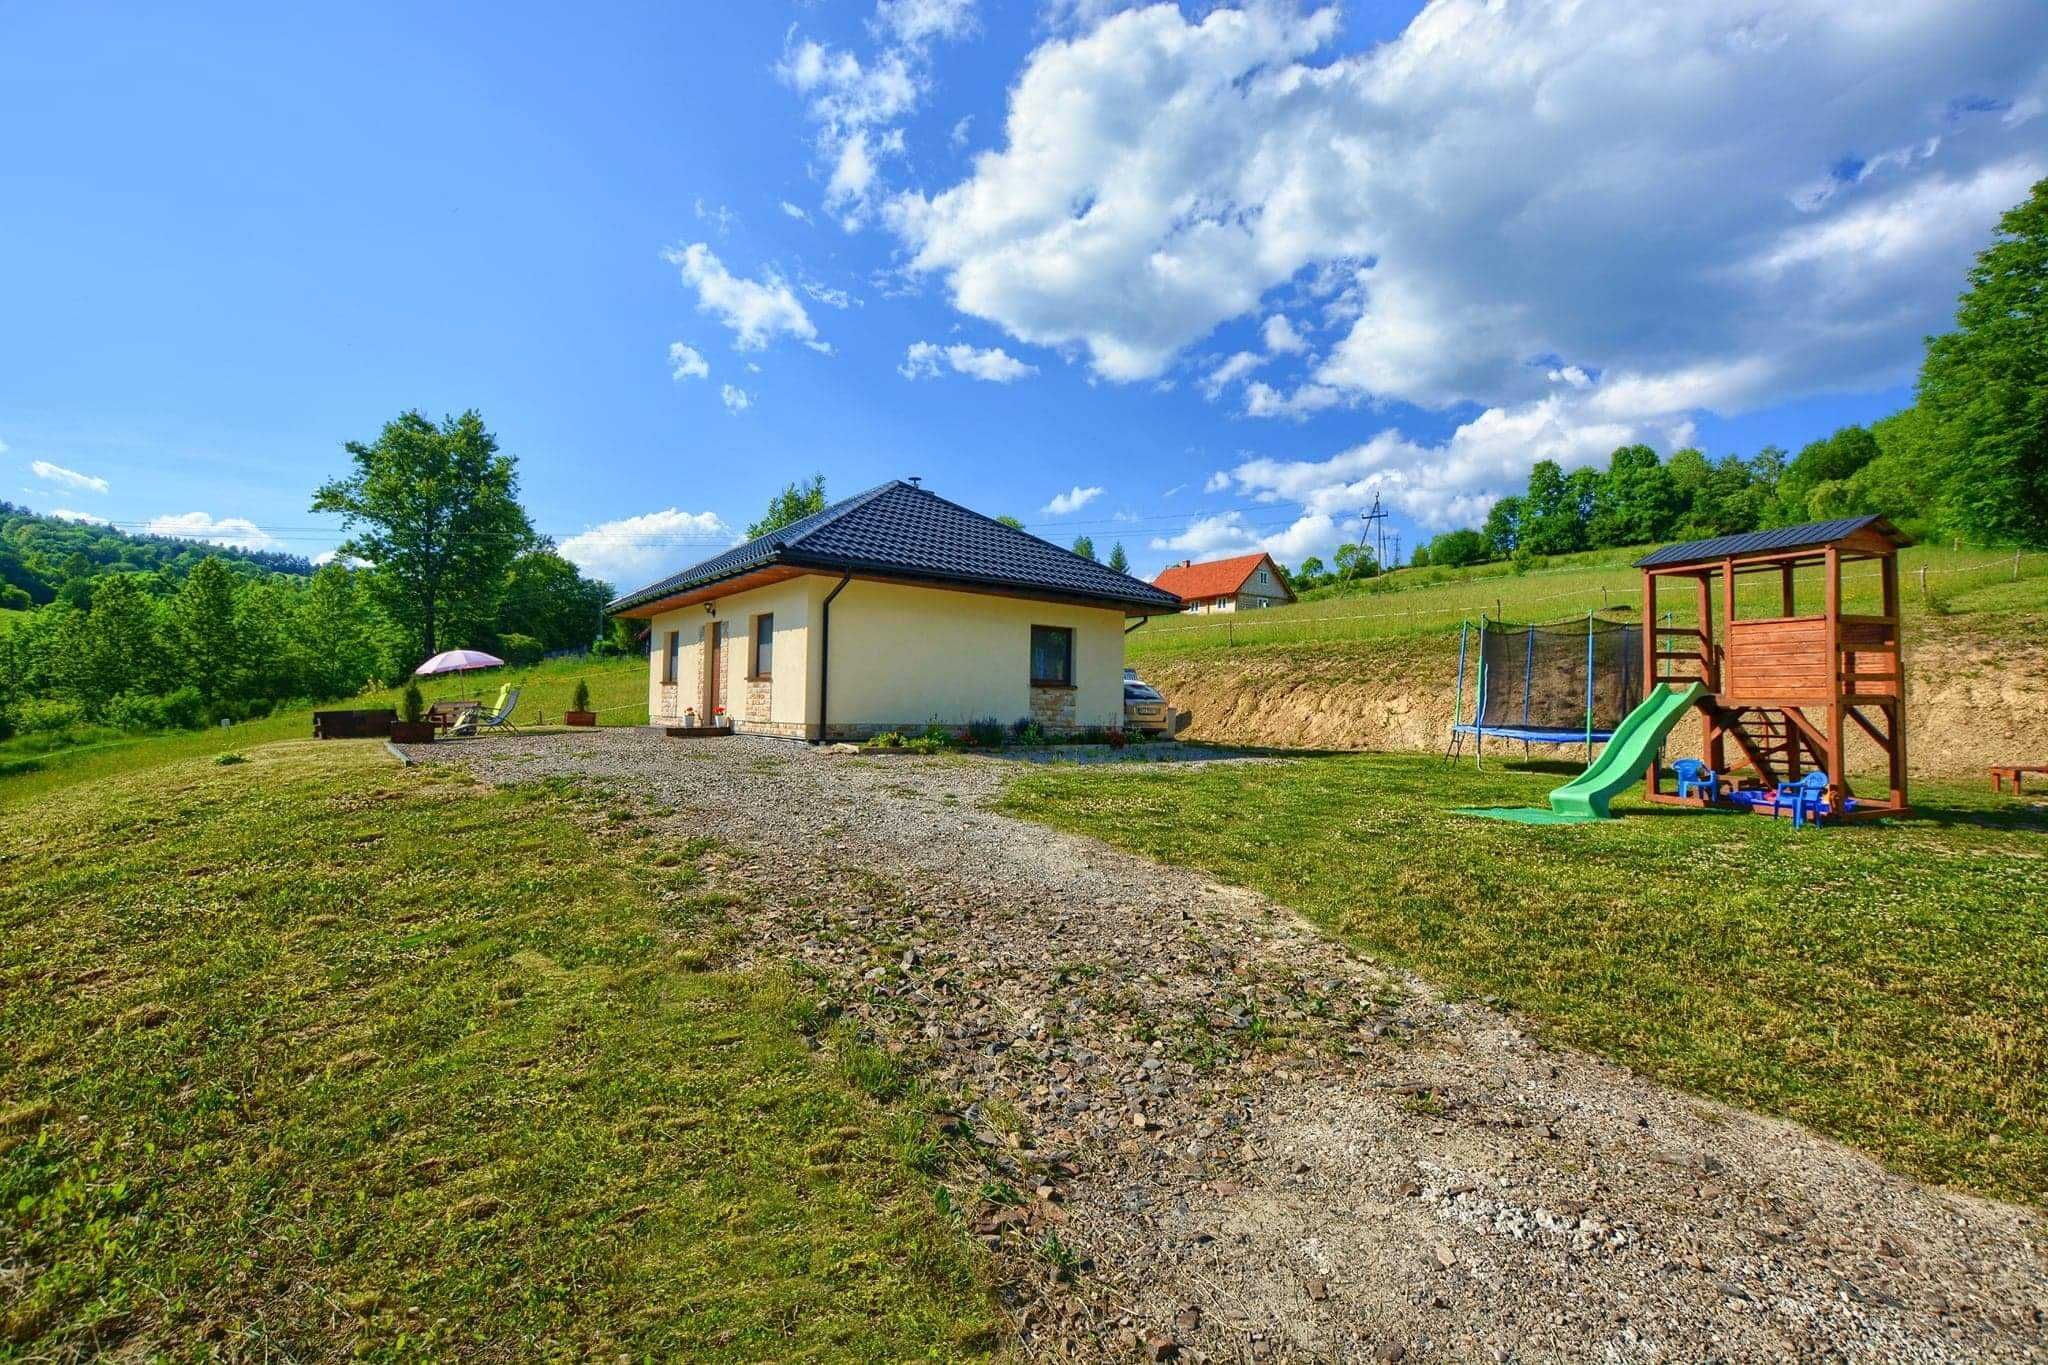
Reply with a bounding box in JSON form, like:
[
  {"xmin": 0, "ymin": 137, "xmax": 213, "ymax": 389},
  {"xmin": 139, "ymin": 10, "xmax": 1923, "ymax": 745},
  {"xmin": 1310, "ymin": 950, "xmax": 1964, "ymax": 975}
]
[
  {"xmin": 564, "ymin": 711, "xmax": 597, "ymax": 727},
  {"xmin": 388, "ymin": 721, "xmax": 436, "ymax": 744},
  {"xmin": 313, "ymin": 708, "xmax": 396, "ymax": 740}
]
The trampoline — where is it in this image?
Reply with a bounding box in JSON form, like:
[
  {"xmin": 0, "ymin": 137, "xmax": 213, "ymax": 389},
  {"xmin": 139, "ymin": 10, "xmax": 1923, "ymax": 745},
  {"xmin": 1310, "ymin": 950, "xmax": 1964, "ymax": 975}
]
[{"xmin": 1446, "ymin": 613, "xmax": 1642, "ymax": 765}]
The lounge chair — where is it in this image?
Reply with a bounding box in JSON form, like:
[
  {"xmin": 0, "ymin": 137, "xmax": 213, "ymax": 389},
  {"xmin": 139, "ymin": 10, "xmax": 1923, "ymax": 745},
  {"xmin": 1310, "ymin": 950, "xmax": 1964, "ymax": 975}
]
[{"xmin": 450, "ymin": 685, "xmax": 521, "ymax": 737}]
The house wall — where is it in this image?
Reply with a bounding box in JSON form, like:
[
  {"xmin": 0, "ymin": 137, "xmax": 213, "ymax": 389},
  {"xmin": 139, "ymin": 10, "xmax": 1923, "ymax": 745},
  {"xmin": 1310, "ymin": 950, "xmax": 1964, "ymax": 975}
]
[
  {"xmin": 817, "ymin": 579, "xmax": 1127, "ymax": 739},
  {"xmin": 1236, "ymin": 559, "xmax": 1291, "ymax": 609},
  {"xmin": 646, "ymin": 576, "xmax": 823, "ymax": 739},
  {"xmin": 644, "ymin": 574, "xmax": 1131, "ymax": 740}
]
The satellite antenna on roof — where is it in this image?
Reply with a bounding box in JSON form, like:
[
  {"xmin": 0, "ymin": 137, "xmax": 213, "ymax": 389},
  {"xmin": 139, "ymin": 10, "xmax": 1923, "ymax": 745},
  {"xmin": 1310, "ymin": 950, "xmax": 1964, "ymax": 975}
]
[{"xmin": 907, "ymin": 475, "xmax": 923, "ymax": 487}]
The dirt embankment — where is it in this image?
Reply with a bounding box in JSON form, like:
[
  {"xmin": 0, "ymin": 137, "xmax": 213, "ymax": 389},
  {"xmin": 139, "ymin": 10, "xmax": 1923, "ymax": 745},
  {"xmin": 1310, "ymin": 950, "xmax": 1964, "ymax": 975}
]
[{"xmin": 1144, "ymin": 633, "xmax": 2048, "ymax": 777}]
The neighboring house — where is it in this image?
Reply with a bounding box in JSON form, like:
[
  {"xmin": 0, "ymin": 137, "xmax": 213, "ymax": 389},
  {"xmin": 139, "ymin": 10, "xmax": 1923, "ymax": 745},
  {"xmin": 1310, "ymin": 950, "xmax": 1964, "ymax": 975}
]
[
  {"xmin": 1152, "ymin": 552, "xmax": 1297, "ymax": 613},
  {"xmin": 607, "ymin": 480, "xmax": 1183, "ymax": 741}
]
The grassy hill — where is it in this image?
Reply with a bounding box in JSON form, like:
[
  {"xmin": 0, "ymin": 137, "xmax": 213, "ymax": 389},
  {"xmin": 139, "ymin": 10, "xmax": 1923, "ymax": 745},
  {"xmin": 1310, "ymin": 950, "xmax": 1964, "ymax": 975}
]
[
  {"xmin": 1128, "ymin": 542, "xmax": 2048, "ymax": 664},
  {"xmin": 0, "ymin": 740, "xmax": 995, "ymax": 1356},
  {"xmin": 0, "ymin": 653, "xmax": 651, "ymax": 809}
]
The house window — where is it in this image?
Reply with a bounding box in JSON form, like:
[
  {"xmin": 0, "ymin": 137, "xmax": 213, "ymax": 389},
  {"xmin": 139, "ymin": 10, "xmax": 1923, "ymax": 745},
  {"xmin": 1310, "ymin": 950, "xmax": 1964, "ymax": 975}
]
[
  {"xmin": 663, "ymin": 630, "xmax": 679, "ymax": 684},
  {"xmin": 751, "ymin": 613, "xmax": 774, "ymax": 679},
  {"xmin": 1030, "ymin": 625, "xmax": 1073, "ymax": 687}
]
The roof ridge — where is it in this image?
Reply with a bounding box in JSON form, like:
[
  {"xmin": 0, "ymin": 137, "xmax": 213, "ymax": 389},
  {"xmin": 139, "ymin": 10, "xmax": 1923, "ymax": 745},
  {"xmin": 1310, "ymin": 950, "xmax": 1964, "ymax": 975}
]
[{"xmin": 762, "ymin": 479, "xmax": 904, "ymax": 551}]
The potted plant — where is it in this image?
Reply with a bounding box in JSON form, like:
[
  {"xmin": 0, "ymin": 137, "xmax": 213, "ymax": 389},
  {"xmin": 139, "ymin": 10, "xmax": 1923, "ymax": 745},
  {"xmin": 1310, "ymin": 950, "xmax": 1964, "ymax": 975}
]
[
  {"xmin": 565, "ymin": 679, "xmax": 596, "ymax": 727},
  {"xmin": 713, "ymin": 705, "xmax": 729, "ymax": 730},
  {"xmin": 390, "ymin": 682, "xmax": 435, "ymax": 744}
]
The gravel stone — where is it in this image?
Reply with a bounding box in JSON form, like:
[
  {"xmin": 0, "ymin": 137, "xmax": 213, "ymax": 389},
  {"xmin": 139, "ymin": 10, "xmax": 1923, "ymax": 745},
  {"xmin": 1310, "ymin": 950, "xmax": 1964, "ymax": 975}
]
[{"xmin": 425, "ymin": 731, "xmax": 2048, "ymax": 1363}]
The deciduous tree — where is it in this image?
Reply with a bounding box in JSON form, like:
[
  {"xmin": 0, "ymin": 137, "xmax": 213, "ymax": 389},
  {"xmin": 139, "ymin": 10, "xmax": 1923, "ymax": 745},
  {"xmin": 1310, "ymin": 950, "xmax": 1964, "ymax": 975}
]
[{"xmin": 311, "ymin": 410, "xmax": 535, "ymax": 661}]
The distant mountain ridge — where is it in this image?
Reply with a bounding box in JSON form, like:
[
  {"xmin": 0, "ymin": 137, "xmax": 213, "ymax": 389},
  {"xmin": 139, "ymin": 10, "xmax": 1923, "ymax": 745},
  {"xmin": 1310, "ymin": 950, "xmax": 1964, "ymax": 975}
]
[{"xmin": 0, "ymin": 500, "xmax": 313, "ymax": 607}]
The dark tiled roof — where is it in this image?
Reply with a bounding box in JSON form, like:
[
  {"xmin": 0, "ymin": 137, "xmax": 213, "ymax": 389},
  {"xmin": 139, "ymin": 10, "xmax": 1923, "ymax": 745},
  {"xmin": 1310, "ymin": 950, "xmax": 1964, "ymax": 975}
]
[
  {"xmin": 607, "ymin": 480, "xmax": 1184, "ymax": 615},
  {"xmin": 1634, "ymin": 515, "xmax": 1907, "ymax": 569}
]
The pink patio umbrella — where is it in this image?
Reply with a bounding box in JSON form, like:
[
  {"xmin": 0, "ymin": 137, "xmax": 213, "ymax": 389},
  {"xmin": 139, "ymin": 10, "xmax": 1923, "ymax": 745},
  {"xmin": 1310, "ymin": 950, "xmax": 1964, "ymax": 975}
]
[{"xmin": 413, "ymin": 648, "xmax": 506, "ymax": 676}]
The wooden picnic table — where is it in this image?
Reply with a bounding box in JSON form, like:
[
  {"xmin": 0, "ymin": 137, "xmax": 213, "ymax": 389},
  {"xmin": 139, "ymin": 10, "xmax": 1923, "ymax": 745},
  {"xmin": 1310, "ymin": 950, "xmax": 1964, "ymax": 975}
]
[
  {"xmin": 428, "ymin": 700, "xmax": 480, "ymax": 733},
  {"xmin": 1990, "ymin": 764, "xmax": 2048, "ymax": 794}
]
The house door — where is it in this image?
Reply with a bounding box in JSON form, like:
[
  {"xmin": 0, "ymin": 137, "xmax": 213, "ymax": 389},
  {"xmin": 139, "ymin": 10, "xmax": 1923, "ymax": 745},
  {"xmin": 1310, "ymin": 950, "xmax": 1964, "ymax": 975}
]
[{"xmin": 702, "ymin": 621, "xmax": 727, "ymax": 722}]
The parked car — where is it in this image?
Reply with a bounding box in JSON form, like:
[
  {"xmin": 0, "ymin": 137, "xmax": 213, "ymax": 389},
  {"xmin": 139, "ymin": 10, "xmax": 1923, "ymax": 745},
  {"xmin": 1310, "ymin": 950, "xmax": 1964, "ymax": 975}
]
[{"xmin": 1123, "ymin": 669, "xmax": 1172, "ymax": 734}]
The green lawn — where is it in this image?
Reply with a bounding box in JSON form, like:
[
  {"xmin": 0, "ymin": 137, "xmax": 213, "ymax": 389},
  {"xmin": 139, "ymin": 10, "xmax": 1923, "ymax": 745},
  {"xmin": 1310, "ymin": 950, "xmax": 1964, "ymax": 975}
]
[
  {"xmin": 1001, "ymin": 754, "xmax": 2048, "ymax": 1204},
  {"xmin": 1128, "ymin": 542, "xmax": 2048, "ymax": 663},
  {"xmin": 0, "ymin": 742, "xmax": 995, "ymax": 1358},
  {"xmin": 0, "ymin": 653, "xmax": 650, "ymax": 809}
]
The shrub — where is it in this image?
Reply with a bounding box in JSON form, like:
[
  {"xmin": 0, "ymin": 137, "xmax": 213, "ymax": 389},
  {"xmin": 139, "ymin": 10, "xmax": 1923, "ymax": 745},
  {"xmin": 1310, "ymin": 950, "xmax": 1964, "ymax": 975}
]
[
  {"xmin": 14, "ymin": 698, "xmax": 88, "ymax": 735},
  {"xmin": 965, "ymin": 716, "xmax": 1006, "ymax": 748},
  {"xmin": 919, "ymin": 722, "xmax": 955, "ymax": 747},
  {"xmin": 572, "ymin": 678, "xmax": 592, "ymax": 712},
  {"xmin": 862, "ymin": 731, "xmax": 907, "ymax": 749},
  {"xmin": 1009, "ymin": 718, "xmax": 1047, "ymax": 747},
  {"xmin": 104, "ymin": 690, "xmax": 205, "ymax": 733},
  {"xmin": 498, "ymin": 632, "xmax": 546, "ymax": 666},
  {"xmin": 214, "ymin": 752, "xmax": 247, "ymax": 766},
  {"xmin": 0, "ymin": 584, "xmax": 30, "ymax": 610},
  {"xmin": 401, "ymin": 682, "xmax": 425, "ymax": 724}
]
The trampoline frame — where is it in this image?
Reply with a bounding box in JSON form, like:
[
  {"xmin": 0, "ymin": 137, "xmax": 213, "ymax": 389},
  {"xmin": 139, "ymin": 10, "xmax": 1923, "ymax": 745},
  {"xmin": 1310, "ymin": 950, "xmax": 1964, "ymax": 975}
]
[{"xmin": 1445, "ymin": 611, "xmax": 1638, "ymax": 767}]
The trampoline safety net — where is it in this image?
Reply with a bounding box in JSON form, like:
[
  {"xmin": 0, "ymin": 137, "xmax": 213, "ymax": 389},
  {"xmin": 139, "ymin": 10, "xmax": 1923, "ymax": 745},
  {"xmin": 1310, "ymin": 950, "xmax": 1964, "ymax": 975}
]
[{"xmin": 1474, "ymin": 617, "xmax": 1641, "ymax": 735}]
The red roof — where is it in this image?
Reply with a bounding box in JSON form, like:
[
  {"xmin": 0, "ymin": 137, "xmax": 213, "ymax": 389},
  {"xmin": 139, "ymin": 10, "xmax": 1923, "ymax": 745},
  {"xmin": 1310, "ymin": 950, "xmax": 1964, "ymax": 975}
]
[{"xmin": 1152, "ymin": 551, "xmax": 1291, "ymax": 603}]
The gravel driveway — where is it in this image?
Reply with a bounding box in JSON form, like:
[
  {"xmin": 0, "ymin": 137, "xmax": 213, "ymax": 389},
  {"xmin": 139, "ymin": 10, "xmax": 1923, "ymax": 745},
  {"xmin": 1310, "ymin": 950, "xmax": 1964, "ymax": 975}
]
[{"xmin": 424, "ymin": 730, "xmax": 2047, "ymax": 1363}]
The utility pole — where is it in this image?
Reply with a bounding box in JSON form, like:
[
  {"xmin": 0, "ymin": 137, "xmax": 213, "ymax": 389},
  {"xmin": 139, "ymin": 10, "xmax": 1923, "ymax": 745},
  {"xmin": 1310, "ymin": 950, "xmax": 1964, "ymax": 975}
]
[
  {"xmin": 1389, "ymin": 531, "xmax": 1401, "ymax": 573},
  {"xmin": 1360, "ymin": 491, "xmax": 1389, "ymax": 578}
]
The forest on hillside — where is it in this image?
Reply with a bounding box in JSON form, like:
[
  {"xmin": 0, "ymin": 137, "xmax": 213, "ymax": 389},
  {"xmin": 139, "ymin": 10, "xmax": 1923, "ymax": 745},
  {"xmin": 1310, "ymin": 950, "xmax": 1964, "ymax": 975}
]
[
  {"xmin": 0, "ymin": 501, "xmax": 314, "ymax": 609},
  {"xmin": 0, "ymin": 413, "xmax": 614, "ymax": 743}
]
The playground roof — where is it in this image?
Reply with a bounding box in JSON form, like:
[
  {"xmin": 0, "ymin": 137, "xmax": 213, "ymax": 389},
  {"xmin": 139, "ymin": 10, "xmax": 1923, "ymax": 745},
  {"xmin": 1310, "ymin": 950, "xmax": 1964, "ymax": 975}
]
[{"xmin": 1633, "ymin": 515, "xmax": 1907, "ymax": 570}]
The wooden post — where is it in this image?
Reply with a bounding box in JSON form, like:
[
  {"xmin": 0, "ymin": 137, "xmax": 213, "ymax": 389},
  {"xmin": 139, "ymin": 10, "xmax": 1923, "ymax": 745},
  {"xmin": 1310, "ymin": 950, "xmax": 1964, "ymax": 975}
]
[
  {"xmin": 1642, "ymin": 569, "xmax": 1659, "ymax": 799},
  {"xmin": 1883, "ymin": 552, "xmax": 1908, "ymax": 813},
  {"xmin": 1824, "ymin": 546, "xmax": 1846, "ymax": 801},
  {"xmin": 1780, "ymin": 562, "xmax": 1796, "ymax": 617}
]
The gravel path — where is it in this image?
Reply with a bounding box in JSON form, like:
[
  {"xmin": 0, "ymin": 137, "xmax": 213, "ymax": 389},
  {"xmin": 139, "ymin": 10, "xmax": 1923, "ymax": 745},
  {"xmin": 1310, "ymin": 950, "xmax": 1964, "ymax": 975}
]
[{"xmin": 423, "ymin": 730, "xmax": 2048, "ymax": 1362}]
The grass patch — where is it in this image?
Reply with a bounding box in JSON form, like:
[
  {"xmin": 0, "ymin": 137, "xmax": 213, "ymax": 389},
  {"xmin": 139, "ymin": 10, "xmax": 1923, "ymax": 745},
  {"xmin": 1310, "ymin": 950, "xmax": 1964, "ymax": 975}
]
[
  {"xmin": 0, "ymin": 653, "xmax": 650, "ymax": 811},
  {"xmin": 1001, "ymin": 753, "xmax": 2048, "ymax": 1203},
  {"xmin": 0, "ymin": 741, "xmax": 994, "ymax": 1357}
]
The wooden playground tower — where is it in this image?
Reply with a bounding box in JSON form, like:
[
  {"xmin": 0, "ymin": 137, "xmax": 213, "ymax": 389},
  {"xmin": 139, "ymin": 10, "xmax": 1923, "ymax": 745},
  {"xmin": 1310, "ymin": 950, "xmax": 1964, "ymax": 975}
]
[{"xmin": 1638, "ymin": 516, "xmax": 1910, "ymax": 820}]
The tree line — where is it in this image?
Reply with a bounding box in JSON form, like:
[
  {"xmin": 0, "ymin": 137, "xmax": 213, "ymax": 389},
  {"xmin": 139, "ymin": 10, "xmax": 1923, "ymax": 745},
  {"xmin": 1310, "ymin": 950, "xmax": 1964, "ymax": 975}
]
[
  {"xmin": 1, "ymin": 411, "xmax": 612, "ymax": 740},
  {"xmin": 0, "ymin": 501, "xmax": 314, "ymax": 610}
]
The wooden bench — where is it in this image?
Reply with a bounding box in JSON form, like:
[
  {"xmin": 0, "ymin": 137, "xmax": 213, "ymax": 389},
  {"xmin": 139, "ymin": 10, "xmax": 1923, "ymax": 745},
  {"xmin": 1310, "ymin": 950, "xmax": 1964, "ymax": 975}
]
[{"xmin": 1990, "ymin": 764, "xmax": 2048, "ymax": 794}]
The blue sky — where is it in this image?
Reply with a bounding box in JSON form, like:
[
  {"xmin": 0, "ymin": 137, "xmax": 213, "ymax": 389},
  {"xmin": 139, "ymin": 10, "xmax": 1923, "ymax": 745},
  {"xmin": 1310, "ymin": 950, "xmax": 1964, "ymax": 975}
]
[{"xmin": 3, "ymin": 1, "xmax": 2044, "ymax": 589}]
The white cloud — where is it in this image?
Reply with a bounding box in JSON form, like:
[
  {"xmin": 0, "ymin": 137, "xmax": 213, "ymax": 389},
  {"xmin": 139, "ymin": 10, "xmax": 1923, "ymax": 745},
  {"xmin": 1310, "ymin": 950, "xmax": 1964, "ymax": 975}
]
[
  {"xmin": 1041, "ymin": 484, "xmax": 1104, "ymax": 516},
  {"xmin": 1202, "ymin": 470, "xmax": 1232, "ymax": 494},
  {"xmin": 311, "ymin": 549, "xmax": 369, "ymax": 568},
  {"xmin": 30, "ymin": 459, "xmax": 109, "ymax": 494},
  {"xmin": 1262, "ymin": 314, "xmax": 1308, "ymax": 355},
  {"xmin": 1243, "ymin": 380, "xmax": 1345, "ymax": 421},
  {"xmin": 693, "ymin": 197, "xmax": 739, "ymax": 235},
  {"xmin": 875, "ymin": 0, "xmax": 978, "ymax": 48},
  {"xmin": 800, "ymin": 276, "xmax": 856, "ymax": 309},
  {"xmin": 780, "ymin": 200, "xmax": 814, "ymax": 224},
  {"xmin": 898, "ymin": 339, "xmax": 1039, "ymax": 382},
  {"xmin": 1200, "ymin": 350, "xmax": 1266, "ymax": 399},
  {"xmin": 950, "ymin": 114, "xmax": 974, "ymax": 149},
  {"xmin": 1548, "ymin": 365, "xmax": 1592, "ymax": 389},
  {"xmin": 779, "ymin": 1, "xmax": 982, "ymax": 226},
  {"xmin": 668, "ymin": 341, "xmax": 710, "ymax": 381},
  {"xmin": 560, "ymin": 508, "xmax": 735, "ymax": 587},
  {"xmin": 720, "ymin": 384, "xmax": 753, "ymax": 413},
  {"xmin": 663, "ymin": 242, "xmax": 823, "ymax": 352},
  {"xmin": 145, "ymin": 512, "xmax": 279, "ymax": 551},
  {"xmin": 1148, "ymin": 508, "xmax": 1341, "ymax": 570},
  {"xmin": 47, "ymin": 507, "xmax": 108, "ymax": 525},
  {"xmin": 886, "ymin": 0, "xmax": 2048, "ymax": 441}
]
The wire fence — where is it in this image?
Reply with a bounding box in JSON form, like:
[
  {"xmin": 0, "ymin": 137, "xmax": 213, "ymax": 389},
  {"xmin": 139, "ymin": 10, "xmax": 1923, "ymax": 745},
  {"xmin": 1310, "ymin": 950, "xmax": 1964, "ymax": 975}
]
[{"xmin": 1129, "ymin": 550, "xmax": 2046, "ymax": 649}]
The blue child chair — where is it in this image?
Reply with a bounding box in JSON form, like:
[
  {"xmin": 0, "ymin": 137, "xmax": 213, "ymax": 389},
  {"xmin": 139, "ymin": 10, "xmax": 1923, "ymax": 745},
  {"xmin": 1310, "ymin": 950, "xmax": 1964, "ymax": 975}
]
[
  {"xmin": 1672, "ymin": 758, "xmax": 1717, "ymax": 802},
  {"xmin": 1774, "ymin": 770, "xmax": 1831, "ymax": 828}
]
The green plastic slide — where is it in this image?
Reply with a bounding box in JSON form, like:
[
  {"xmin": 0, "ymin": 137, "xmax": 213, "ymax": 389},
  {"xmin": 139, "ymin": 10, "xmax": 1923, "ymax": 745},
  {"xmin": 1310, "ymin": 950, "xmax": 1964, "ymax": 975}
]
[{"xmin": 1547, "ymin": 681, "xmax": 1708, "ymax": 819}]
